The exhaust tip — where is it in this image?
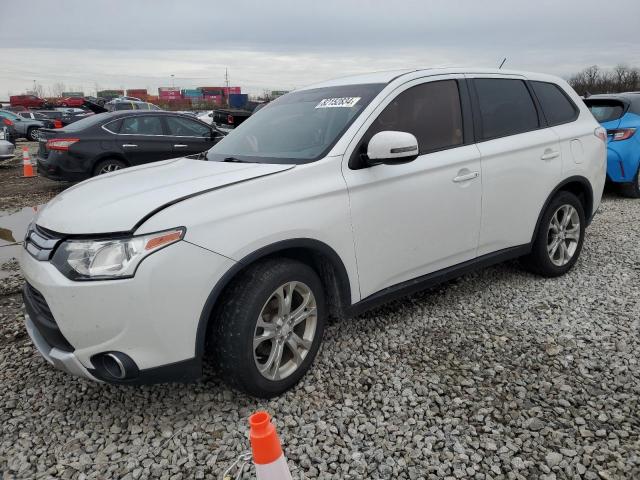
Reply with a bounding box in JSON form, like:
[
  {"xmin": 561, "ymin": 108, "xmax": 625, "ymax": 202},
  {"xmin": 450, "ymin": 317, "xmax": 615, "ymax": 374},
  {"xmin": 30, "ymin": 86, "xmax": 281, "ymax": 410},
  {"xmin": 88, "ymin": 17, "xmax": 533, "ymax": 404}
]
[{"xmin": 92, "ymin": 352, "xmax": 138, "ymax": 381}]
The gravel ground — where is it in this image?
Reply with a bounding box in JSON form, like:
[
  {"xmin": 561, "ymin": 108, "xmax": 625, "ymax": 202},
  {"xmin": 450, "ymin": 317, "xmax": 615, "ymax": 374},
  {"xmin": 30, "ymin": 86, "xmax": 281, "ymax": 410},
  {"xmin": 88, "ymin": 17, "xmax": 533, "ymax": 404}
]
[{"xmin": 0, "ymin": 174, "xmax": 639, "ymax": 478}]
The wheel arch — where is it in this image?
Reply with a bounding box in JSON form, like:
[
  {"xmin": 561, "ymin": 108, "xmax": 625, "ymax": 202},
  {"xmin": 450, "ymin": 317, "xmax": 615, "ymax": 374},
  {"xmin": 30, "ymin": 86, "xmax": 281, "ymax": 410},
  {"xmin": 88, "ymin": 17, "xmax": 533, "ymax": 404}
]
[
  {"xmin": 91, "ymin": 154, "xmax": 130, "ymax": 173},
  {"xmin": 195, "ymin": 238, "xmax": 353, "ymax": 359},
  {"xmin": 531, "ymin": 176, "xmax": 594, "ymax": 243}
]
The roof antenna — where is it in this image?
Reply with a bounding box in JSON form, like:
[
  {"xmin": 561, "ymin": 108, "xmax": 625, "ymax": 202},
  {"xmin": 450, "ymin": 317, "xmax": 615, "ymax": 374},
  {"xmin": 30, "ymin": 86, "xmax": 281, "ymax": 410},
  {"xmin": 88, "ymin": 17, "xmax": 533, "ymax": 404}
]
[{"xmin": 498, "ymin": 58, "xmax": 507, "ymax": 69}]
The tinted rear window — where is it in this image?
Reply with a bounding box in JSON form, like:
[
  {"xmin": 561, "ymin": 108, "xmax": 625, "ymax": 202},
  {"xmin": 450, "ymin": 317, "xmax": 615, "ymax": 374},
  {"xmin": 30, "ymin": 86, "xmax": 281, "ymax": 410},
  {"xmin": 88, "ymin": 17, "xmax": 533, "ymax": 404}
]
[
  {"xmin": 531, "ymin": 81, "xmax": 578, "ymax": 126},
  {"xmin": 60, "ymin": 112, "xmax": 112, "ymax": 132},
  {"xmin": 474, "ymin": 79, "xmax": 539, "ymax": 140},
  {"xmin": 584, "ymin": 100, "xmax": 625, "ymax": 123}
]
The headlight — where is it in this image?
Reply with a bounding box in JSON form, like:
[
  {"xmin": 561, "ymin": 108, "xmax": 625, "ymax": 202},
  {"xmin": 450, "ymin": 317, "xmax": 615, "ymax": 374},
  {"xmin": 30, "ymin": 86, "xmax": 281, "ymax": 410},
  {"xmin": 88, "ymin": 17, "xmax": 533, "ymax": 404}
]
[{"xmin": 51, "ymin": 228, "xmax": 185, "ymax": 280}]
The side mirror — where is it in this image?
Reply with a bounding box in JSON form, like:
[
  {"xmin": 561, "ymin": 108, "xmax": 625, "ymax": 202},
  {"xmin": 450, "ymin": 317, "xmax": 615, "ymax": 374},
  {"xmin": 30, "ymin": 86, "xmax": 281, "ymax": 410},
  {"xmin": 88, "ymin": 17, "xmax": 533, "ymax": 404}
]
[{"xmin": 366, "ymin": 131, "xmax": 418, "ymax": 165}]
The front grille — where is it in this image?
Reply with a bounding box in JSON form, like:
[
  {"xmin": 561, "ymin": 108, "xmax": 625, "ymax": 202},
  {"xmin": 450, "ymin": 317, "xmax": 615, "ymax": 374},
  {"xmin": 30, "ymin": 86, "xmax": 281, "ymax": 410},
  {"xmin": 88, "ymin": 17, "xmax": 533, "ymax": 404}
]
[
  {"xmin": 23, "ymin": 282, "xmax": 73, "ymax": 352},
  {"xmin": 24, "ymin": 224, "xmax": 62, "ymax": 261}
]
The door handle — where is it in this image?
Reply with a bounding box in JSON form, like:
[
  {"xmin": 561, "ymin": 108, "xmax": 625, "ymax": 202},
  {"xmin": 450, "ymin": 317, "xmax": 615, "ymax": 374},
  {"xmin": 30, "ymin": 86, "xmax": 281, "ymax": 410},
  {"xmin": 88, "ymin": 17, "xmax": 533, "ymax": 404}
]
[
  {"xmin": 122, "ymin": 144, "xmax": 138, "ymax": 148},
  {"xmin": 452, "ymin": 171, "xmax": 479, "ymax": 183},
  {"xmin": 541, "ymin": 150, "xmax": 560, "ymax": 161},
  {"xmin": 174, "ymin": 144, "xmax": 188, "ymax": 148}
]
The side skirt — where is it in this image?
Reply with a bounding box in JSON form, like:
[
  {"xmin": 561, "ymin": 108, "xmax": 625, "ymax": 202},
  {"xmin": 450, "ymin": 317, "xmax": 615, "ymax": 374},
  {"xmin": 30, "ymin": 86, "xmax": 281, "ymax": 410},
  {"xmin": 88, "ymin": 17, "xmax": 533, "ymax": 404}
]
[{"xmin": 346, "ymin": 244, "xmax": 531, "ymax": 317}]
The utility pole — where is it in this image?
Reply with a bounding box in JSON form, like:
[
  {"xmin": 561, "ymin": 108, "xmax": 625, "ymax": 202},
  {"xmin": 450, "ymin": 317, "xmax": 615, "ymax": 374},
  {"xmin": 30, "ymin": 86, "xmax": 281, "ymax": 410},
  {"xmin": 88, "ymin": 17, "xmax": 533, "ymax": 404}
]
[{"xmin": 224, "ymin": 68, "xmax": 230, "ymax": 107}]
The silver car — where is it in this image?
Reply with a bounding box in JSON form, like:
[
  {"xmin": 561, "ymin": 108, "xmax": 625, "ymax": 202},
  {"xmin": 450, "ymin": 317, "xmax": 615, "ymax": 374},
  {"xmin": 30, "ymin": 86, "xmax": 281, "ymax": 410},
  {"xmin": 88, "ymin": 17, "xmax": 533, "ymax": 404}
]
[
  {"xmin": 0, "ymin": 109, "xmax": 45, "ymax": 141},
  {"xmin": 0, "ymin": 128, "xmax": 15, "ymax": 160}
]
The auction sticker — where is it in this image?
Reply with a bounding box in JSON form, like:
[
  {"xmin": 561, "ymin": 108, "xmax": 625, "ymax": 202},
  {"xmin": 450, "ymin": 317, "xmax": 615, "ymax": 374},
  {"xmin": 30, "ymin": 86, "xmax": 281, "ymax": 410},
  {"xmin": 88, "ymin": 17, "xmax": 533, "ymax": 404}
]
[{"xmin": 315, "ymin": 97, "xmax": 361, "ymax": 108}]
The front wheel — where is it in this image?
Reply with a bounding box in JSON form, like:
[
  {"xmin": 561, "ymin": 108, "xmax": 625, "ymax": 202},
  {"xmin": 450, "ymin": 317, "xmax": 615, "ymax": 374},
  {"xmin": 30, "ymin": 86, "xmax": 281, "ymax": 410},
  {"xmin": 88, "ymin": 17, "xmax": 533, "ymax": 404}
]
[
  {"xmin": 213, "ymin": 258, "xmax": 326, "ymax": 398},
  {"xmin": 521, "ymin": 191, "xmax": 586, "ymax": 277}
]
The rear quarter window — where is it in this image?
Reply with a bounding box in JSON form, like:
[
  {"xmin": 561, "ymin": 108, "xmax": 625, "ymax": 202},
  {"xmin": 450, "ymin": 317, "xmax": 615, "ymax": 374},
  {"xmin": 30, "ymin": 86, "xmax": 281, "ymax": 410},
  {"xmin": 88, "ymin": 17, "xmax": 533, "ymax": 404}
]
[{"xmin": 531, "ymin": 81, "xmax": 578, "ymax": 126}]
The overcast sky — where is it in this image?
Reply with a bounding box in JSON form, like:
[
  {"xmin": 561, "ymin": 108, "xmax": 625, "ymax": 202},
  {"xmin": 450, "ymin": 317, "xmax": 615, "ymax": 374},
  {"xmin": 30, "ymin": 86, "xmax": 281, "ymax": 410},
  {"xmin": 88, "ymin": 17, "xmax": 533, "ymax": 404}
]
[{"xmin": 2, "ymin": 0, "xmax": 639, "ymax": 97}]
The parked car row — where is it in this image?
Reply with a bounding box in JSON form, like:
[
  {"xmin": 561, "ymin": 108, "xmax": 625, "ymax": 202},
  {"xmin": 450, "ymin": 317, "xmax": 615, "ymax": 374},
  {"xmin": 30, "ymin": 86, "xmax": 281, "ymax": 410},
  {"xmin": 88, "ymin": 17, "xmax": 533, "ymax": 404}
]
[
  {"xmin": 36, "ymin": 111, "xmax": 224, "ymax": 180},
  {"xmin": 0, "ymin": 109, "xmax": 49, "ymax": 141}
]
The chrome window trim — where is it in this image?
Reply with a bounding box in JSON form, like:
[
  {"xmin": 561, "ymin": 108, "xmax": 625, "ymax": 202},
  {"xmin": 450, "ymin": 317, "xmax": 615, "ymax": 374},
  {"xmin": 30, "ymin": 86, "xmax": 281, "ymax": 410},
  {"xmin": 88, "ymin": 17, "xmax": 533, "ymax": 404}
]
[{"xmin": 99, "ymin": 114, "xmax": 216, "ymax": 139}]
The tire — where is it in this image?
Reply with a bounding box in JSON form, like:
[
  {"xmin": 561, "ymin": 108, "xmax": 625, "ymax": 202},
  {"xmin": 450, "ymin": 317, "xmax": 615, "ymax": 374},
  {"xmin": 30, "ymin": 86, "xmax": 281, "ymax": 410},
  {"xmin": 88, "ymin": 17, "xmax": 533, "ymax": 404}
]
[
  {"xmin": 213, "ymin": 258, "xmax": 326, "ymax": 398},
  {"xmin": 521, "ymin": 191, "xmax": 586, "ymax": 277},
  {"xmin": 27, "ymin": 127, "xmax": 39, "ymax": 141},
  {"xmin": 620, "ymin": 167, "xmax": 640, "ymax": 198},
  {"xmin": 93, "ymin": 158, "xmax": 127, "ymax": 176}
]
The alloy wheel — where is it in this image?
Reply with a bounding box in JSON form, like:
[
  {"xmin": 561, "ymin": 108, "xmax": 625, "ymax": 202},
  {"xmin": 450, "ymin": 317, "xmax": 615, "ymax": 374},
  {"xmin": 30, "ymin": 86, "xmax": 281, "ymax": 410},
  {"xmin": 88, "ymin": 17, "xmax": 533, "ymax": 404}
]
[
  {"xmin": 99, "ymin": 164, "xmax": 121, "ymax": 174},
  {"xmin": 547, "ymin": 204, "xmax": 580, "ymax": 266},
  {"xmin": 253, "ymin": 281, "xmax": 318, "ymax": 381}
]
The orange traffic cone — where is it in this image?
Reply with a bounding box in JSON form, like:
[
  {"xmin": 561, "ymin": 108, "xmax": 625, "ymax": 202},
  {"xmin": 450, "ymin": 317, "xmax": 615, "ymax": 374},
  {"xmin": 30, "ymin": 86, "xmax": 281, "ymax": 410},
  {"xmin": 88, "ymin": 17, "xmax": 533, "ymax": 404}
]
[
  {"xmin": 249, "ymin": 411, "xmax": 293, "ymax": 480},
  {"xmin": 22, "ymin": 147, "xmax": 36, "ymax": 178}
]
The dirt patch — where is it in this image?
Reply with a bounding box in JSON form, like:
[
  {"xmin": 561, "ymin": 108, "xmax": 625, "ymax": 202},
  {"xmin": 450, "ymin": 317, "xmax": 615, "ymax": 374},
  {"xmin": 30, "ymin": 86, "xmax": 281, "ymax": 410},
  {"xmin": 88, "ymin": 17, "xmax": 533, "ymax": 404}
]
[{"xmin": 0, "ymin": 140, "xmax": 72, "ymax": 210}]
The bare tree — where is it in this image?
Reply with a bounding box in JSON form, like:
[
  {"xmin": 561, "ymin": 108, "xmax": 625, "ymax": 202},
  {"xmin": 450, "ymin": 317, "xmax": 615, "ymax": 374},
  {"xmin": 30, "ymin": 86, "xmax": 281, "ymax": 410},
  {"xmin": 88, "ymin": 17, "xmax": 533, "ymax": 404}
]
[
  {"xmin": 569, "ymin": 64, "xmax": 640, "ymax": 96},
  {"xmin": 50, "ymin": 82, "xmax": 66, "ymax": 97}
]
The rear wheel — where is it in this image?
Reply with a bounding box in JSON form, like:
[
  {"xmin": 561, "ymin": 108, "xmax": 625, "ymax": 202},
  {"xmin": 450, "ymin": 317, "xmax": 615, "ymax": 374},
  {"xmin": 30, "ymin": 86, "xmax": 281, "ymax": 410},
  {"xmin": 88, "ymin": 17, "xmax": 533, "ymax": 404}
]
[
  {"xmin": 93, "ymin": 158, "xmax": 127, "ymax": 176},
  {"xmin": 213, "ymin": 258, "xmax": 326, "ymax": 398},
  {"xmin": 521, "ymin": 191, "xmax": 586, "ymax": 277},
  {"xmin": 620, "ymin": 167, "xmax": 640, "ymax": 198}
]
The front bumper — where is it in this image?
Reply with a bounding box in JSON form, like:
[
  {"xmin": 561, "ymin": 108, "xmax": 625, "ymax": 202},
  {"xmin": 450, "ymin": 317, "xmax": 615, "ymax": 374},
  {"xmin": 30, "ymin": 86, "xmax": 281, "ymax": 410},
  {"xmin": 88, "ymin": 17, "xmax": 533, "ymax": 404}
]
[
  {"xmin": 20, "ymin": 238, "xmax": 236, "ymax": 384},
  {"xmin": 25, "ymin": 313, "xmax": 99, "ymax": 381}
]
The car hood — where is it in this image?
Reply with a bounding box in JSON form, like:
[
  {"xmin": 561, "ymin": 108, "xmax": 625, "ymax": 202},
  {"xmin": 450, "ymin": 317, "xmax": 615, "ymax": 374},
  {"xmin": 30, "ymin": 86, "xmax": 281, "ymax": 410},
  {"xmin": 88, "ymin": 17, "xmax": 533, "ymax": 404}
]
[{"xmin": 36, "ymin": 157, "xmax": 294, "ymax": 234}]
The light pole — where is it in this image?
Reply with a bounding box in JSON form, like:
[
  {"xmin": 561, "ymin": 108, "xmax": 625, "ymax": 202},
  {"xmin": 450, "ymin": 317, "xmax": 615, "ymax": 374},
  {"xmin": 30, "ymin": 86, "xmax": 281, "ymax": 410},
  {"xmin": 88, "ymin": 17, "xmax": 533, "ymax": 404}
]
[{"xmin": 171, "ymin": 74, "xmax": 175, "ymax": 88}]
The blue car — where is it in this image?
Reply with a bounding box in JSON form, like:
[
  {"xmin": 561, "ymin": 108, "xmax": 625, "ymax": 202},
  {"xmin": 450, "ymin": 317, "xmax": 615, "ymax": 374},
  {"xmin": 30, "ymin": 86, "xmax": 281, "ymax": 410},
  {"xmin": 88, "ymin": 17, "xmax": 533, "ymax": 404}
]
[{"xmin": 585, "ymin": 93, "xmax": 640, "ymax": 197}]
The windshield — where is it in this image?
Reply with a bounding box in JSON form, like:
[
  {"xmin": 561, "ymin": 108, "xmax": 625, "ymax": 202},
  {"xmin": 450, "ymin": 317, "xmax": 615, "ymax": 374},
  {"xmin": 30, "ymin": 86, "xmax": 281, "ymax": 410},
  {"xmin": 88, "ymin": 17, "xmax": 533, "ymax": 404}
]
[
  {"xmin": 0, "ymin": 110, "xmax": 20, "ymax": 120},
  {"xmin": 206, "ymin": 83, "xmax": 385, "ymax": 164}
]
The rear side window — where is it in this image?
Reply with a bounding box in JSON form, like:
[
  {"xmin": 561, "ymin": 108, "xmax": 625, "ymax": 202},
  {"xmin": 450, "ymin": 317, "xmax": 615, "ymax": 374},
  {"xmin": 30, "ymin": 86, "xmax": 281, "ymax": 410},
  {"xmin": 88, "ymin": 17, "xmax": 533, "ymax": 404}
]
[
  {"xmin": 166, "ymin": 116, "xmax": 210, "ymax": 137},
  {"xmin": 365, "ymin": 80, "xmax": 464, "ymax": 155},
  {"xmin": 116, "ymin": 102, "xmax": 134, "ymax": 111},
  {"xmin": 585, "ymin": 100, "xmax": 625, "ymax": 123},
  {"xmin": 531, "ymin": 81, "xmax": 578, "ymax": 126},
  {"xmin": 474, "ymin": 79, "xmax": 539, "ymax": 140},
  {"xmin": 121, "ymin": 116, "xmax": 163, "ymax": 135},
  {"xmin": 103, "ymin": 119, "xmax": 122, "ymax": 133}
]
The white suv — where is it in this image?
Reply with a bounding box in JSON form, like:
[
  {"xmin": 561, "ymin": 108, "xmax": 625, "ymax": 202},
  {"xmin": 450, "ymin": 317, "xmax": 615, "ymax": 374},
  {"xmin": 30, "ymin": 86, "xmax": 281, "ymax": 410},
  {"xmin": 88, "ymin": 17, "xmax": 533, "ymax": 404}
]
[{"xmin": 21, "ymin": 68, "xmax": 606, "ymax": 397}]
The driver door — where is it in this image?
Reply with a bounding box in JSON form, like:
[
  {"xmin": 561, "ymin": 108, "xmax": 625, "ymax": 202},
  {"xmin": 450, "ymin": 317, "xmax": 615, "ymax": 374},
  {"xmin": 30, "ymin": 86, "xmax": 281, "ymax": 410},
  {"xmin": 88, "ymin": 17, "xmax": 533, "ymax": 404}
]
[{"xmin": 342, "ymin": 77, "xmax": 482, "ymax": 299}]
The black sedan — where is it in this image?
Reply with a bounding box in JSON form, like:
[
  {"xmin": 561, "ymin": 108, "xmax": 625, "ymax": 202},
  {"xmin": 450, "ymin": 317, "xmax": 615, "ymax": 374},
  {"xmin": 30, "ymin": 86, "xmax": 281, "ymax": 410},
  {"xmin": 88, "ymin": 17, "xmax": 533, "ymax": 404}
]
[{"xmin": 36, "ymin": 111, "xmax": 224, "ymax": 181}]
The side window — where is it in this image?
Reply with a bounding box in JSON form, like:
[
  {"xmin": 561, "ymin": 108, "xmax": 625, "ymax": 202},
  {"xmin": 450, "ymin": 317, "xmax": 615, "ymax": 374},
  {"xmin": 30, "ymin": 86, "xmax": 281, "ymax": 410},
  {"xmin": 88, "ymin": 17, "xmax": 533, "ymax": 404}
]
[
  {"xmin": 103, "ymin": 119, "xmax": 122, "ymax": 134},
  {"xmin": 474, "ymin": 79, "xmax": 539, "ymax": 140},
  {"xmin": 531, "ymin": 81, "xmax": 578, "ymax": 126},
  {"xmin": 121, "ymin": 116, "xmax": 163, "ymax": 135},
  {"xmin": 364, "ymin": 80, "xmax": 464, "ymax": 155},
  {"xmin": 166, "ymin": 116, "xmax": 211, "ymax": 137}
]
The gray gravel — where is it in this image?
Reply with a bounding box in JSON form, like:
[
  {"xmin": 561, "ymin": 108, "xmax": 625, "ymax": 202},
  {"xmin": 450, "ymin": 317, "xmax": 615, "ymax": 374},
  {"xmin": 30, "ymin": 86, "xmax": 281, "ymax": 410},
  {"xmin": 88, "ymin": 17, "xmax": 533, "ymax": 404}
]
[{"xmin": 1, "ymin": 192, "xmax": 639, "ymax": 479}]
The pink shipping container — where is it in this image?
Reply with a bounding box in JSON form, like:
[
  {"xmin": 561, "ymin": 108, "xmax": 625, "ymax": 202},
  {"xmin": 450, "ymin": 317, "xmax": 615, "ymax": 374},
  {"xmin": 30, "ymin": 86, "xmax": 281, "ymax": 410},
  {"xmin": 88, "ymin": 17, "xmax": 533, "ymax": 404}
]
[{"xmin": 204, "ymin": 94, "xmax": 223, "ymax": 105}]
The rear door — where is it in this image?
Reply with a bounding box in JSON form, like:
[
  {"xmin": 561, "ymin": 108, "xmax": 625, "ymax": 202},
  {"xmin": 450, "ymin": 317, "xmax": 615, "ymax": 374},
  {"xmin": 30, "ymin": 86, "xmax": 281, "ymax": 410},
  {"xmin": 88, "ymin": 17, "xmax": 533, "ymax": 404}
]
[
  {"xmin": 469, "ymin": 76, "xmax": 563, "ymax": 255},
  {"xmin": 163, "ymin": 115, "xmax": 221, "ymax": 155},
  {"xmin": 117, "ymin": 115, "xmax": 175, "ymax": 165}
]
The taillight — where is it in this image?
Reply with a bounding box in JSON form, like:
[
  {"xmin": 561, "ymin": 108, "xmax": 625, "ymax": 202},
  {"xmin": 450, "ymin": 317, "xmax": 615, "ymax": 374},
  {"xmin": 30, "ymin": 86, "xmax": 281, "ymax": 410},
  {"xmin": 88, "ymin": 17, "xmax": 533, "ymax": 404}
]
[
  {"xmin": 227, "ymin": 114, "xmax": 234, "ymax": 124},
  {"xmin": 594, "ymin": 126, "xmax": 607, "ymax": 143},
  {"xmin": 47, "ymin": 138, "xmax": 80, "ymax": 151},
  {"xmin": 2, "ymin": 118, "xmax": 13, "ymax": 126},
  {"xmin": 53, "ymin": 120, "xmax": 63, "ymax": 129},
  {"xmin": 607, "ymin": 128, "xmax": 636, "ymax": 141}
]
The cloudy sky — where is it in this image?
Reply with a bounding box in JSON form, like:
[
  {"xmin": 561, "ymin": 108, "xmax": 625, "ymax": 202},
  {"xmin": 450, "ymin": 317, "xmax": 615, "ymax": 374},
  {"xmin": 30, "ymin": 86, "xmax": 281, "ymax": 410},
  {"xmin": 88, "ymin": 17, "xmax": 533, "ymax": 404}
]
[{"xmin": 2, "ymin": 0, "xmax": 639, "ymax": 97}]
